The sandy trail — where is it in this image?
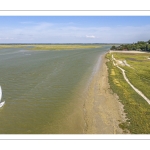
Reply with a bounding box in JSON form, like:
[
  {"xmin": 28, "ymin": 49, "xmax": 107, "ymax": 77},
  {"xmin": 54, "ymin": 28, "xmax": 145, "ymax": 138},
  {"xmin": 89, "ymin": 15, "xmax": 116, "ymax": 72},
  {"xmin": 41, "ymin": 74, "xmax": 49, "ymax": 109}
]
[
  {"xmin": 112, "ymin": 54, "xmax": 150, "ymax": 105},
  {"xmin": 84, "ymin": 54, "xmax": 126, "ymax": 134}
]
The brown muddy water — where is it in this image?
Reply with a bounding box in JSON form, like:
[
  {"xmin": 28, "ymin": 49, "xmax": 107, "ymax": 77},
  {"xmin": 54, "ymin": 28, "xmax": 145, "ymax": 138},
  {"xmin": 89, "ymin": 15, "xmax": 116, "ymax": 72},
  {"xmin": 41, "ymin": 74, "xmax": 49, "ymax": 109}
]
[{"xmin": 0, "ymin": 46, "xmax": 110, "ymax": 134}]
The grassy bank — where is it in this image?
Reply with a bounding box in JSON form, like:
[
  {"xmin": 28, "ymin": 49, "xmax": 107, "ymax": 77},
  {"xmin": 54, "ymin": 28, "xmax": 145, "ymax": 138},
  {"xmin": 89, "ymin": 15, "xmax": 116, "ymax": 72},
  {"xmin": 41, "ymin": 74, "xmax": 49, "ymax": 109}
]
[
  {"xmin": 0, "ymin": 45, "xmax": 29, "ymax": 49},
  {"xmin": 0, "ymin": 44, "xmax": 102, "ymax": 50},
  {"xmin": 30, "ymin": 44, "xmax": 102, "ymax": 50},
  {"xmin": 106, "ymin": 52, "xmax": 150, "ymax": 134}
]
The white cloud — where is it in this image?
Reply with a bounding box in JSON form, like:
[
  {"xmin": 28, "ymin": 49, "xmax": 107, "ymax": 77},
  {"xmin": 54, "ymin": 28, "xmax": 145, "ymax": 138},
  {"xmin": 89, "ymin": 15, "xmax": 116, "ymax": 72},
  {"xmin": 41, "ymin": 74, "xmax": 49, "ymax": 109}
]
[
  {"xmin": 1, "ymin": 22, "xmax": 150, "ymax": 43},
  {"xmin": 86, "ymin": 35, "xmax": 96, "ymax": 38}
]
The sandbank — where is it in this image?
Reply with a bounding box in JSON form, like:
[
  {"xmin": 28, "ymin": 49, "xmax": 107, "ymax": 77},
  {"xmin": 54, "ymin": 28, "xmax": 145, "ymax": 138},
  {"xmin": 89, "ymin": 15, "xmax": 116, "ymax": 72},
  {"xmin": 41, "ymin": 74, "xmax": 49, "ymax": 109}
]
[{"xmin": 84, "ymin": 53, "xmax": 126, "ymax": 134}]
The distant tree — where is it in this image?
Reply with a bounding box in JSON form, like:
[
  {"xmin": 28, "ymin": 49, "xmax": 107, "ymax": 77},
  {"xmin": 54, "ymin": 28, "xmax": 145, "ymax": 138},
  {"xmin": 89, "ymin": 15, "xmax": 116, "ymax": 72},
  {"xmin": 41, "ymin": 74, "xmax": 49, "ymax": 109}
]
[
  {"xmin": 148, "ymin": 44, "xmax": 150, "ymax": 51},
  {"xmin": 147, "ymin": 40, "xmax": 150, "ymax": 44},
  {"xmin": 140, "ymin": 44, "xmax": 146, "ymax": 51},
  {"xmin": 137, "ymin": 41, "xmax": 145, "ymax": 44},
  {"xmin": 112, "ymin": 40, "xmax": 150, "ymax": 52},
  {"xmin": 110, "ymin": 45, "xmax": 116, "ymax": 50},
  {"xmin": 145, "ymin": 43, "xmax": 149, "ymax": 51}
]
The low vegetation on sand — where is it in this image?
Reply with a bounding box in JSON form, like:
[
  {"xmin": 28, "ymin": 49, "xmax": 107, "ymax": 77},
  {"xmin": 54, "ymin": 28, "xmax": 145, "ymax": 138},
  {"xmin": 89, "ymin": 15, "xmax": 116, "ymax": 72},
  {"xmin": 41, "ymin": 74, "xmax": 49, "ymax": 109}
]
[
  {"xmin": 106, "ymin": 52, "xmax": 150, "ymax": 133},
  {"xmin": 0, "ymin": 44, "xmax": 102, "ymax": 50},
  {"xmin": 30, "ymin": 44, "xmax": 102, "ymax": 50},
  {"xmin": 0, "ymin": 45, "xmax": 29, "ymax": 49}
]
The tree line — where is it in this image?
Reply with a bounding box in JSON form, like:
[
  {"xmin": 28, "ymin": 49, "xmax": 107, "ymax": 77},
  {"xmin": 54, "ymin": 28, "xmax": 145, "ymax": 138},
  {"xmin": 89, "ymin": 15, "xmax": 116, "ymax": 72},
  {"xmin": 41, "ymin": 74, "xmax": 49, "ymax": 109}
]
[{"xmin": 111, "ymin": 40, "xmax": 150, "ymax": 52}]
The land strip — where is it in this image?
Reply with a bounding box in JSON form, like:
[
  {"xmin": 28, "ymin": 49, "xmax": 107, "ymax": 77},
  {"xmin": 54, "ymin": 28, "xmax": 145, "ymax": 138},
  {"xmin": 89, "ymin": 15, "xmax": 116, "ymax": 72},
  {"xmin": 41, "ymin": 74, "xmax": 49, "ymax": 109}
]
[
  {"xmin": 0, "ymin": 44, "xmax": 103, "ymax": 50},
  {"xmin": 106, "ymin": 51, "xmax": 150, "ymax": 133},
  {"xmin": 84, "ymin": 53, "xmax": 127, "ymax": 134}
]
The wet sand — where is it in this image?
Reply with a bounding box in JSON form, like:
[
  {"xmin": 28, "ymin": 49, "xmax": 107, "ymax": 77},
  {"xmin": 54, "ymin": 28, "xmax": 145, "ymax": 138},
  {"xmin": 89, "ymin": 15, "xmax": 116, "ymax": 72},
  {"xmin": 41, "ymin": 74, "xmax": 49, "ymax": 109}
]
[{"xmin": 84, "ymin": 53, "xmax": 126, "ymax": 134}]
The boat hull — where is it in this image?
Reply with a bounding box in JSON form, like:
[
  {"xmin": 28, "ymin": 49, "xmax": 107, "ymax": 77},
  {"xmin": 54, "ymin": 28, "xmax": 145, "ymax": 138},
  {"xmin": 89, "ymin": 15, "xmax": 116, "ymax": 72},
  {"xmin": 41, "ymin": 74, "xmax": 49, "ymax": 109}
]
[{"xmin": 0, "ymin": 101, "xmax": 5, "ymax": 108}]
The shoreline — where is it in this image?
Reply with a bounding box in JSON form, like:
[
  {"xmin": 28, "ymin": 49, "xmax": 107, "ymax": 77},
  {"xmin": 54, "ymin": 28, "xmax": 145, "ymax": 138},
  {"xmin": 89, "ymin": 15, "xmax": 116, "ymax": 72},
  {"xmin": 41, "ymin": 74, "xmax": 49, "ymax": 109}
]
[
  {"xmin": 109, "ymin": 50, "xmax": 149, "ymax": 53},
  {"xmin": 84, "ymin": 52, "xmax": 126, "ymax": 134}
]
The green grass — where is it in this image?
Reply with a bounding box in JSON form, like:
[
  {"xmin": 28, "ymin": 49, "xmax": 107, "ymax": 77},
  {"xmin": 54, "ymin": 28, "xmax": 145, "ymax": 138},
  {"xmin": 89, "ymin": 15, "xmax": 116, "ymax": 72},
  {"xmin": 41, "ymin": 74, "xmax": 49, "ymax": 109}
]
[
  {"xmin": 113, "ymin": 53, "xmax": 150, "ymax": 99},
  {"xmin": 0, "ymin": 45, "xmax": 30, "ymax": 49},
  {"xmin": 106, "ymin": 52, "xmax": 150, "ymax": 134},
  {"xmin": 0, "ymin": 44, "xmax": 102, "ymax": 50},
  {"xmin": 30, "ymin": 44, "xmax": 102, "ymax": 50}
]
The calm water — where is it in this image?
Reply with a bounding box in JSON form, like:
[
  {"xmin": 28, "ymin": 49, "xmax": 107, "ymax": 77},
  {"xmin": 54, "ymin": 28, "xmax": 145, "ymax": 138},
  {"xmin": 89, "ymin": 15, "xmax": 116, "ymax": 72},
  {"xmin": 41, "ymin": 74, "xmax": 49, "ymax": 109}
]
[{"xmin": 0, "ymin": 46, "xmax": 110, "ymax": 134}]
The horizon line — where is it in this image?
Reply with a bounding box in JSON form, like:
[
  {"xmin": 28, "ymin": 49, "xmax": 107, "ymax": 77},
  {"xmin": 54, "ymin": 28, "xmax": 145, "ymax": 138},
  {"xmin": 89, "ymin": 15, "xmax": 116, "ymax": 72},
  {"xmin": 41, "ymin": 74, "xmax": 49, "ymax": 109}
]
[{"xmin": 0, "ymin": 43, "xmax": 126, "ymax": 45}]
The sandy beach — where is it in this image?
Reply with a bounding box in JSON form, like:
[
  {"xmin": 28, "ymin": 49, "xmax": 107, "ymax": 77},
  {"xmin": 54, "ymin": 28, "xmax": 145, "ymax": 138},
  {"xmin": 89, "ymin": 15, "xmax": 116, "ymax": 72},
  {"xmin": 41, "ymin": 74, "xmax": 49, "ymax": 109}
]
[{"xmin": 84, "ymin": 53, "xmax": 126, "ymax": 134}]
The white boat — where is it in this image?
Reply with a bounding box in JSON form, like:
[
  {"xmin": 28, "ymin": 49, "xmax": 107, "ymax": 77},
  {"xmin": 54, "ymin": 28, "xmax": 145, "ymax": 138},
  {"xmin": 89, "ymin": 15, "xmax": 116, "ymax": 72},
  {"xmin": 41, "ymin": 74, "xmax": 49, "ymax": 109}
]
[{"xmin": 0, "ymin": 86, "xmax": 5, "ymax": 108}]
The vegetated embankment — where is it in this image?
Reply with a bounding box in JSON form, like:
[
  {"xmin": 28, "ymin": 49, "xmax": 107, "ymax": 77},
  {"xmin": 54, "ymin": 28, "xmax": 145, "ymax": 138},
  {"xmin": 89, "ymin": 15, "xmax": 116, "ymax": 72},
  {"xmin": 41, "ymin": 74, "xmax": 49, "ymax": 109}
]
[{"xmin": 106, "ymin": 51, "xmax": 150, "ymax": 133}]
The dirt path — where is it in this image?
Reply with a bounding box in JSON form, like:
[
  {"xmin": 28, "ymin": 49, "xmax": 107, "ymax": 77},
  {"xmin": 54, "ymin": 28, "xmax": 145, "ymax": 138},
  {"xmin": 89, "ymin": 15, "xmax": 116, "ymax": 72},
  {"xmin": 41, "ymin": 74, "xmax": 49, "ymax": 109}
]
[
  {"xmin": 112, "ymin": 54, "xmax": 150, "ymax": 105},
  {"xmin": 84, "ymin": 54, "xmax": 126, "ymax": 134}
]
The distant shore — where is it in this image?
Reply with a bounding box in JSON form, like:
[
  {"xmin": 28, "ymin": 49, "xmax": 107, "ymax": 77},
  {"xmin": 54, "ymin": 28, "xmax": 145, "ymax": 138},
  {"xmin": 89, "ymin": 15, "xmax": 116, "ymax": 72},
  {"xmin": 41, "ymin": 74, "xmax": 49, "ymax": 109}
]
[
  {"xmin": 109, "ymin": 50, "xmax": 149, "ymax": 53},
  {"xmin": 84, "ymin": 52, "xmax": 126, "ymax": 134},
  {"xmin": 0, "ymin": 44, "xmax": 103, "ymax": 51}
]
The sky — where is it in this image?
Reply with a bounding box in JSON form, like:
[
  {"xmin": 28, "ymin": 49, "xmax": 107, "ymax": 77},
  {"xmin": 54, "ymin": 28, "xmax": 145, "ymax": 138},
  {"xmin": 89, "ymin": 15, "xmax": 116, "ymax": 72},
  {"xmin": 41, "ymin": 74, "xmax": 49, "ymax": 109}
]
[{"xmin": 0, "ymin": 16, "xmax": 150, "ymax": 43}]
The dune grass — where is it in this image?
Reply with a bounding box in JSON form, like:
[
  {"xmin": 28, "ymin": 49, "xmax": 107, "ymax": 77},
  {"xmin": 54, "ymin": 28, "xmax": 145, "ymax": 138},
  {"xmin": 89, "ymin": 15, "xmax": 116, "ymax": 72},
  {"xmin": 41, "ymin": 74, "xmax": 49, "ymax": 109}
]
[{"xmin": 106, "ymin": 52, "xmax": 150, "ymax": 133}]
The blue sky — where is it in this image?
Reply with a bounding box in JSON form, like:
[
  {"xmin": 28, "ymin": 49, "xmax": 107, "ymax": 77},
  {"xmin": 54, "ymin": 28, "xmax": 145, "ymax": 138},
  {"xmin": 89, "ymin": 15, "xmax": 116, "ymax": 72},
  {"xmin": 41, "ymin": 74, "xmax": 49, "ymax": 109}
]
[{"xmin": 0, "ymin": 16, "xmax": 150, "ymax": 43}]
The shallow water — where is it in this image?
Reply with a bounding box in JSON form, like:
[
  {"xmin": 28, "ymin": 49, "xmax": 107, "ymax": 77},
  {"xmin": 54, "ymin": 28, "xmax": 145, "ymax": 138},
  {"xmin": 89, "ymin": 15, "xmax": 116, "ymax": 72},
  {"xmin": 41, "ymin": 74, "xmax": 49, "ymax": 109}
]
[{"xmin": 0, "ymin": 46, "xmax": 110, "ymax": 134}]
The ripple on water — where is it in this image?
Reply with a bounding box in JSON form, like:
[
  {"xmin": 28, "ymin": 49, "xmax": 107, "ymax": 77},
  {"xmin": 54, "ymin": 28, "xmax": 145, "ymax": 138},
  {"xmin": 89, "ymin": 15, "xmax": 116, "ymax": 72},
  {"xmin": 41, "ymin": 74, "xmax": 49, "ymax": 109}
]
[{"xmin": 0, "ymin": 46, "xmax": 110, "ymax": 133}]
